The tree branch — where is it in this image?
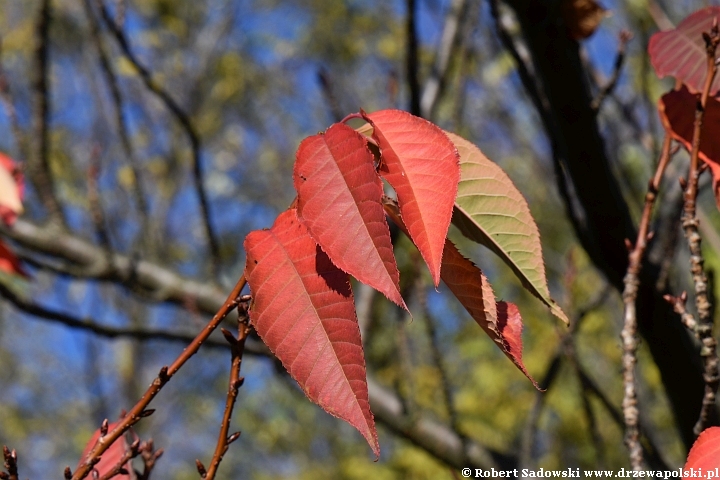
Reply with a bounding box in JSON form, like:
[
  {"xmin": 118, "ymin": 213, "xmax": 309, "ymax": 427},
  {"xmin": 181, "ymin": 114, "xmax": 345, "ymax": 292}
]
[
  {"xmin": 93, "ymin": 0, "xmax": 221, "ymax": 276},
  {"xmin": 202, "ymin": 316, "xmax": 250, "ymax": 479},
  {"xmin": 72, "ymin": 275, "xmax": 247, "ymax": 480},
  {"xmin": 503, "ymin": 0, "xmax": 711, "ymax": 448},
  {"xmin": 681, "ymin": 22, "xmax": 720, "ymax": 436},
  {"xmin": 420, "ymin": 0, "xmax": 468, "ymax": 119},
  {"xmin": 406, "ymin": 0, "xmax": 421, "ymax": 116},
  {"xmin": 1, "ymin": 218, "xmax": 503, "ymax": 472},
  {"xmin": 621, "ymin": 134, "xmax": 673, "ymax": 469},
  {"xmin": 30, "ymin": 0, "xmax": 65, "ymax": 226}
]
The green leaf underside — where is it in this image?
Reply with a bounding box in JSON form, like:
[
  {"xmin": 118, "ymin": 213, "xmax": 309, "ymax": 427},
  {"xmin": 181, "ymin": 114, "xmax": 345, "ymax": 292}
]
[
  {"xmin": 446, "ymin": 132, "xmax": 568, "ymax": 324},
  {"xmin": 244, "ymin": 209, "xmax": 379, "ymax": 457}
]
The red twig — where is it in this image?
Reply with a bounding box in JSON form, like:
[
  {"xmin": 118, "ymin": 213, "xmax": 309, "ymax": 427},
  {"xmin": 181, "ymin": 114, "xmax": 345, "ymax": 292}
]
[
  {"xmin": 621, "ymin": 134, "xmax": 673, "ymax": 470},
  {"xmin": 201, "ymin": 306, "xmax": 251, "ymax": 479},
  {"xmin": 681, "ymin": 20, "xmax": 720, "ymax": 437},
  {"xmin": 0, "ymin": 447, "xmax": 18, "ymax": 480},
  {"xmin": 97, "ymin": 438, "xmax": 138, "ymax": 480},
  {"xmin": 72, "ymin": 274, "xmax": 247, "ymax": 480}
]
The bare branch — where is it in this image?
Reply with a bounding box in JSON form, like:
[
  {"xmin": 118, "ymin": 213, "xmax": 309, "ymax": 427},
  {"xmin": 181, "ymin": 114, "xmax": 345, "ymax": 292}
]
[
  {"xmin": 2, "ymin": 218, "xmax": 504, "ymax": 471},
  {"xmin": 93, "ymin": 0, "xmax": 221, "ymax": 275},
  {"xmin": 681, "ymin": 22, "xmax": 720, "ymax": 437},
  {"xmin": 591, "ymin": 30, "xmax": 632, "ymax": 112},
  {"xmin": 203, "ymin": 311, "xmax": 250, "ymax": 479},
  {"xmin": 406, "ymin": 0, "xmax": 421, "ymax": 116},
  {"xmin": 420, "ymin": 0, "xmax": 468, "ymax": 119},
  {"xmin": 82, "ymin": 0, "xmax": 154, "ymax": 256},
  {"xmin": 30, "ymin": 0, "xmax": 65, "ymax": 226},
  {"xmin": 621, "ymin": 135, "xmax": 673, "ymax": 469},
  {"xmin": 72, "ymin": 275, "xmax": 247, "ymax": 480},
  {"xmin": 1, "ymin": 447, "xmax": 18, "ymax": 480}
]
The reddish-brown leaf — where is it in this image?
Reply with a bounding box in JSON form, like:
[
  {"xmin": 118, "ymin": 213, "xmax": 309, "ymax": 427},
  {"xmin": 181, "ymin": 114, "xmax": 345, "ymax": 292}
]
[
  {"xmin": 294, "ymin": 123, "xmax": 405, "ymax": 309},
  {"xmin": 684, "ymin": 426, "xmax": 720, "ymax": 475},
  {"xmin": 383, "ymin": 198, "xmax": 538, "ymax": 387},
  {"xmin": 0, "ymin": 240, "xmax": 27, "ymax": 278},
  {"xmin": 649, "ymin": 7, "xmax": 720, "ymax": 96},
  {"xmin": 362, "ymin": 109, "xmax": 459, "ymax": 287},
  {"xmin": 0, "ymin": 153, "xmax": 23, "ymax": 226},
  {"xmin": 658, "ymin": 86, "xmax": 720, "ymax": 207},
  {"xmin": 244, "ymin": 209, "xmax": 379, "ymax": 457},
  {"xmin": 441, "ymin": 239, "xmax": 540, "ymax": 389},
  {"xmin": 76, "ymin": 421, "xmax": 131, "ymax": 479}
]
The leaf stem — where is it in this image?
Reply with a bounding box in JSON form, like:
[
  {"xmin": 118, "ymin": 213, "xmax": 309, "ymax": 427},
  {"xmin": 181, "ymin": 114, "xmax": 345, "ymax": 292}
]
[{"xmin": 72, "ymin": 274, "xmax": 247, "ymax": 480}]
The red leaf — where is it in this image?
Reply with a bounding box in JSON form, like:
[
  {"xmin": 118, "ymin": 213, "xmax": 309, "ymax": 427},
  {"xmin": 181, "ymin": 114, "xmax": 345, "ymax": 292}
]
[
  {"xmin": 649, "ymin": 7, "xmax": 720, "ymax": 96},
  {"xmin": 383, "ymin": 198, "xmax": 538, "ymax": 387},
  {"xmin": 0, "ymin": 240, "xmax": 27, "ymax": 278},
  {"xmin": 362, "ymin": 109, "xmax": 459, "ymax": 287},
  {"xmin": 76, "ymin": 421, "xmax": 131, "ymax": 479},
  {"xmin": 294, "ymin": 123, "xmax": 405, "ymax": 309},
  {"xmin": 684, "ymin": 426, "xmax": 720, "ymax": 475},
  {"xmin": 658, "ymin": 86, "xmax": 720, "ymax": 207},
  {"xmin": 244, "ymin": 208, "xmax": 379, "ymax": 457},
  {"xmin": 441, "ymin": 239, "xmax": 540, "ymax": 389},
  {"xmin": 0, "ymin": 153, "xmax": 23, "ymax": 226}
]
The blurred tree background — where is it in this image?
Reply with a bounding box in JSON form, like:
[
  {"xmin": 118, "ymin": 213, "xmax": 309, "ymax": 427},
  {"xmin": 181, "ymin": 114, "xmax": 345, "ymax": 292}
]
[{"xmin": 0, "ymin": 0, "xmax": 717, "ymax": 477}]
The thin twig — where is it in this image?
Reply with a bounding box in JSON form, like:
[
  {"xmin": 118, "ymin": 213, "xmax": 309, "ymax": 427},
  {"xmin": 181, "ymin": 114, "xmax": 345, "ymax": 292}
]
[
  {"xmin": 519, "ymin": 287, "xmax": 609, "ymax": 471},
  {"xmin": 0, "ymin": 39, "xmax": 27, "ymax": 162},
  {"xmin": 591, "ymin": 30, "xmax": 632, "ymax": 112},
  {"xmin": 72, "ymin": 274, "xmax": 247, "ymax": 480},
  {"xmin": 317, "ymin": 68, "xmax": 343, "ymax": 122},
  {"xmin": 94, "ymin": 0, "xmax": 221, "ymax": 276},
  {"xmin": 97, "ymin": 438, "xmax": 137, "ymax": 480},
  {"xmin": 2, "ymin": 218, "xmax": 502, "ymax": 471},
  {"xmin": 88, "ymin": 145, "xmax": 114, "ymax": 260},
  {"xmin": 0, "ymin": 447, "xmax": 18, "ymax": 480},
  {"xmin": 420, "ymin": 0, "xmax": 468, "ymax": 119},
  {"xmin": 406, "ymin": 0, "xmax": 421, "ymax": 116},
  {"xmin": 0, "ymin": 278, "xmax": 257, "ymax": 352},
  {"xmin": 418, "ymin": 282, "xmax": 465, "ymax": 451},
  {"xmin": 82, "ymin": 0, "xmax": 154, "ymax": 257},
  {"xmin": 137, "ymin": 439, "xmax": 164, "ymax": 480},
  {"xmin": 621, "ymin": 134, "xmax": 673, "ymax": 470},
  {"xmin": 202, "ymin": 309, "xmax": 250, "ymax": 479},
  {"xmin": 30, "ymin": 0, "xmax": 65, "ymax": 226},
  {"xmin": 681, "ymin": 21, "xmax": 720, "ymax": 437}
]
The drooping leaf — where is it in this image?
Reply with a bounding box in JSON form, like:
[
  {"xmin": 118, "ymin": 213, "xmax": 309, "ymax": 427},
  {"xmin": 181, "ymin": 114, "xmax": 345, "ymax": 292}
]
[
  {"xmin": 362, "ymin": 109, "xmax": 460, "ymax": 287},
  {"xmin": 0, "ymin": 153, "xmax": 23, "ymax": 226},
  {"xmin": 441, "ymin": 238, "xmax": 540, "ymax": 388},
  {"xmin": 447, "ymin": 132, "xmax": 568, "ymax": 324},
  {"xmin": 0, "ymin": 240, "xmax": 27, "ymax": 278},
  {"xmin": 382, "ymin": 198, "xmax": 538, "ymax": 386},
  {"xmin": 648, "ymin": 7, "xmax": 720, "ymax": 96},
  {"xmin": 658, "ymin": 86, "xmax": 720, "ymax": 208},
  {"xmin": 244, "ymin": 209, "xmax": 379, "ymax": 457},
  {"xmin": 294, "ymin": 122, "xmax": 405, "ymax": 309},
  {"xmin": 684, "ymin": 426, "xmax": 720, "ymax": 474},
  {"xmin": 76, "ymin": 421, "xmax": 131, "ymax": 479}
]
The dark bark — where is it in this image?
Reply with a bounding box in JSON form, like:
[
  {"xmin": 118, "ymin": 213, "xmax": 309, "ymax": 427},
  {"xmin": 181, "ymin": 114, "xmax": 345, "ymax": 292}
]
[{"xmin": 504, "ymin": 0, "xmax": 715, "ymax": 449}]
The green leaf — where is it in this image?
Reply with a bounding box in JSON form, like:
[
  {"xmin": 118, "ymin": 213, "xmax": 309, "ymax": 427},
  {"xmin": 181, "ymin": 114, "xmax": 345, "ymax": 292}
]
[{"xmin": 447, "ymin": 132, "xmax": 568, "ymax": 324}]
